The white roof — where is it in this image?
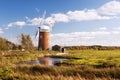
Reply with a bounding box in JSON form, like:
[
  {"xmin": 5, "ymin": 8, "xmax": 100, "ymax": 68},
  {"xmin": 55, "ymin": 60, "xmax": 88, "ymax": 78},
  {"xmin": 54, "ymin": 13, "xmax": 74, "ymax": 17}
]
[{"xmin": 40, "ymin": 25, "xmax": 50, "ymax": 32}]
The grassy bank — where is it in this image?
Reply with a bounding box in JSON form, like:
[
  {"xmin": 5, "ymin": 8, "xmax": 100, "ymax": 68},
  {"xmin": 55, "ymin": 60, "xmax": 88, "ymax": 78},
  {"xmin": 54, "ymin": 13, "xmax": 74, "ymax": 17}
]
[
  {"xmin": 1, "ymin": 50, "xmax": 120, "ymax": 80},
  {"xmin": 1, "ymin": 64, "xmax": 120, "ymax": 80},
  {"xmin": 53, "ymin": 50, "xmax": 120, "ymax": 67},
  {"xmin": 0, "ymin": 50, "xmax": 57, "ymax": 64}
]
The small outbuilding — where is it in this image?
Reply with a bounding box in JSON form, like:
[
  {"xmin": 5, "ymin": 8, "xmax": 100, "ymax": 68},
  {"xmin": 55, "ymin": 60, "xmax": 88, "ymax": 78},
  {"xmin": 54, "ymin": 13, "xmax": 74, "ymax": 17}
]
[{"xmin": 52, "ymin": 45, "xmax": 66, "ymax": 53}]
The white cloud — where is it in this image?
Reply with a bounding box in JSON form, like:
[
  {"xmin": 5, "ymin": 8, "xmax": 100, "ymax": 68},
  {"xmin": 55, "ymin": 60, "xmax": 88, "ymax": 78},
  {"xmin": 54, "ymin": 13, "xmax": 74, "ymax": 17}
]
[
  {"xmin": 67, "ymin": 9, "xmax": 110, "ymax": 21},
  {"xmin": 113, "ymin": 27, "xmax": 120, "ymax": 30},
  {"xmin": 47, "ymin": 9, "xmax": 110, "ymax": 25},
  {"xmin": 99, "ymin": 27, "xmax": 107, "ymax": 30},
  {"xmin": 98, "ymin": 0, "xmax": 120, "ymax": 15},
  {"xmin": 48, "ymin": 0, "xmax": 120, "ymax": 23},
  {"xmin": 27, "ymin": 17, "xmax": 55, "ymax": 29},
  {"xmin": 8, "ymin": 37, "xmax": 19, "ymax": 45},
  {"xmin": 51, "ymin": 13, "xmax": 69, "ymax": 22},
  {"xmin": 3, "ymin": 0, "xmax": 120, "ymax": 47},
  {"xmin": 8, "ymin": 29, "xmax": 120, "ymax": 47},
  {"xmin": 45, "ymin": 17, "xmax": 55, "ymax": 27},
  {"xmin": 0, "ymin": 28, "xmax": 4, "ymax": 34},
  {"xmin": 51, "ymin": 31, "xmax": 120, "ymax": 46},
  {"xmin": 25, "ymin": 9, "xmax": 111, "ymax": 29},
  {"xmin": 111, "ymin": 31, "xmax": 120, "ymax": 34},
  {"xmin": 25, "ymin": 1, "xmax": 118, "ymax": 29},
  {"xmin": 26, "ymin": 13, "xmax": 69, "ymax": 28},
  {"xmin": 6, "ymin": 0, "xmax": 120, "ymax": 29},
  {"xmin": 25, "ymin": 16, "xmax": 29, "ymax": 20},
  {"xmin": 27, "ymin": 18, "xmax": 43, "ymax": 26},
  {"xmin": 8, "ymin": 21, "xmax": 26, "ymax": 27}
]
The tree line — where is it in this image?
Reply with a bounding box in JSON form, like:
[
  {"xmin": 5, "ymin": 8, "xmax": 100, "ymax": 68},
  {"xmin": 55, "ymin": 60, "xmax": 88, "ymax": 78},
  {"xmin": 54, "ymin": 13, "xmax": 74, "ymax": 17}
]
[
  {"xmin": 65, "ymin": 45, "xmax": 120, "ymax": 50},
  {"xmin": 0, "ymin": 33, "xmax": 34, "ymax": 51}
]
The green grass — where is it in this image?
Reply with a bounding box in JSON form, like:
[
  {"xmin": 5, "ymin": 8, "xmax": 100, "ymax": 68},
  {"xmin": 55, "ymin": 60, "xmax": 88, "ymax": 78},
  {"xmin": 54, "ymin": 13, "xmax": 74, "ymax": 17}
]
[
  {"xmin": 0, "ymin": 50, "xmax": 57, "ymax": 64},
  {"xmin": 1, "ymin": 50, "xmax": 120, "ymax": 79},
  {"xmin": 54, "ymin": 50, "xmax": 120, "ymax": 67}
]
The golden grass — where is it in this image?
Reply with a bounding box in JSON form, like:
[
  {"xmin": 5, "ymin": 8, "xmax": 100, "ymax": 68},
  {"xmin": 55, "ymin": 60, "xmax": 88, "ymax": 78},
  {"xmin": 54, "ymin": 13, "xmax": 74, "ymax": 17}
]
[{"xmin": 1, "ymin": 50, "xmax": 120, "ymax": 79}]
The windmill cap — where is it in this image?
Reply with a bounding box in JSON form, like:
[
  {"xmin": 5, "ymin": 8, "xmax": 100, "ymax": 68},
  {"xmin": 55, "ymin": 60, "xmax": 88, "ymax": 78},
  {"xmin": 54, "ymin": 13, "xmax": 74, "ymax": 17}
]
[{"xmin": 40, "ymin": 25, "xmax": 50, "ymax": 32}]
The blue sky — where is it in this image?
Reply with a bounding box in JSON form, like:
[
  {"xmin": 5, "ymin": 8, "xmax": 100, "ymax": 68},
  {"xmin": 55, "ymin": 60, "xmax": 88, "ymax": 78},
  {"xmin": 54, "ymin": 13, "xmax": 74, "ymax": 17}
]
[{"xmin": 0, "ymin": 0, "xmax": 120, "ymax": 46}]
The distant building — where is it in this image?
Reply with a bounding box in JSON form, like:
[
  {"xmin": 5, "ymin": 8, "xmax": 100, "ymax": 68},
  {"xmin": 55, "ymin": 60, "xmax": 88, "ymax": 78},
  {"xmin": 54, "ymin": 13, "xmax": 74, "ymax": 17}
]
[{"xmin": 52, "ymin": 45, "xmax": 66, "ymax": 53}]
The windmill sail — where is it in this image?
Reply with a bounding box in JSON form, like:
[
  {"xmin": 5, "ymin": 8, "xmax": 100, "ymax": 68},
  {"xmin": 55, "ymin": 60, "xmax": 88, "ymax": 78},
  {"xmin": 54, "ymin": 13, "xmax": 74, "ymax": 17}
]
[
  {"xmin": 35, "ymin": 29, "xmax": 39, "ymax": 38},
  {"xmin": 35, "ymin": 11, "xmax": 46, "ymax": 38},
  {"xmin": 39, "ymin": 11, "xmax": 46, "ymax": 27}
]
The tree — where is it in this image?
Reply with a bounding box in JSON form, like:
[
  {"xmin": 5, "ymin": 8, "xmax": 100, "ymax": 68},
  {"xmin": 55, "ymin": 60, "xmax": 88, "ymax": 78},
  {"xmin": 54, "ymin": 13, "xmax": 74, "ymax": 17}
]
[
  {"xmin": 20, "ymin": 33, "xmax": 34, "ymax": 50},
  {"xmin": 0, "ymin": 37, "xmax": 8, "ymax": 50},
  {"xmin": 0, "ymin": 37, "xmax": 18, "ymax": 50}
]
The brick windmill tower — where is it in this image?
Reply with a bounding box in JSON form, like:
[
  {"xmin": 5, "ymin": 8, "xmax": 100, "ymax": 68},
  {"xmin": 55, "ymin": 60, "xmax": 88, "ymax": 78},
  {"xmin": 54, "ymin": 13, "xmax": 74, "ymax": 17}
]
[{"xmin": 35, "ymin": 11, "xmax": 50, "ymax": 50}]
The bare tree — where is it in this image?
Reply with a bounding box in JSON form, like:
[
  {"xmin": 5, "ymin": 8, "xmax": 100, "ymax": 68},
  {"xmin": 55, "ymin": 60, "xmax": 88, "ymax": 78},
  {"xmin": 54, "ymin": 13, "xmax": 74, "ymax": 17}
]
[{"xmin": 20, "ymin": 33, "xmax": 34, "ymax": 50}]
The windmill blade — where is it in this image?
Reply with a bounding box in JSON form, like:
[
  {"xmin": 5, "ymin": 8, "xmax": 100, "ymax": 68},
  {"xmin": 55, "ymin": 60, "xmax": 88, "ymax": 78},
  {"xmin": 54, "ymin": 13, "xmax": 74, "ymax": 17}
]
[
  {"xmin": 39, "ymin": 10, "xmax": 46, "ymax": 27},
  {"xmin": 35, "ymin": 29, "xmax": 39, "ymax": 38},
  {"xmin": 42, "ymin": 10, "xmax": 46, "ymax": 19}
]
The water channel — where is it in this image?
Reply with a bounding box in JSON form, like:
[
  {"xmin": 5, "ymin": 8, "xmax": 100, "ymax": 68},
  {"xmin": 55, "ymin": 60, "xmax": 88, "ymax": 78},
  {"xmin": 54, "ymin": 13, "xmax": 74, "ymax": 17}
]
[{"xmin": 18, "ymin": 57, "xmax": 68, "ymax": 66}]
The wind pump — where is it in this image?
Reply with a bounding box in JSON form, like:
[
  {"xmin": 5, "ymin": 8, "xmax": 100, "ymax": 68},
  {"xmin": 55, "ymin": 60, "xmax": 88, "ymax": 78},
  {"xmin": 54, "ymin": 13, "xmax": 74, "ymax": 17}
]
[{"xmin": 35, "ymin": 11, "xmax": 50, "ymax": 50}]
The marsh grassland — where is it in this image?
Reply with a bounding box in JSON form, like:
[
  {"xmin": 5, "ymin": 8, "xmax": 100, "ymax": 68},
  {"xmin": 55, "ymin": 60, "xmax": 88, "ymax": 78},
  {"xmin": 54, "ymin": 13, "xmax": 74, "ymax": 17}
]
[{"xmin": 1, "ymin": 50, "xmax": 120, "ymax": 80}]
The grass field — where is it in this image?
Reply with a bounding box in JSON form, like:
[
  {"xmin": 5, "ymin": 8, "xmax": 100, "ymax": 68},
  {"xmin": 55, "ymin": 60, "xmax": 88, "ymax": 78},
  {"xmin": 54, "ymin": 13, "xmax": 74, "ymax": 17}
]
[
  {"xmin": 0, "ymin": 50, "xmax": 120, "ymax": 80},
  {"xmin": 55, "ymin": 50, "xmax": 120, "ymax": 67}
]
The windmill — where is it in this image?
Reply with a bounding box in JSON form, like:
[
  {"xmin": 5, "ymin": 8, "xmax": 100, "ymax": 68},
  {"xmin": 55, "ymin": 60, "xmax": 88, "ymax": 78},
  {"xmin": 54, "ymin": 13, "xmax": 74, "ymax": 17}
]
[{"xmin": 35, "ymin": 11, "xmax": 50, "ymax": 50}]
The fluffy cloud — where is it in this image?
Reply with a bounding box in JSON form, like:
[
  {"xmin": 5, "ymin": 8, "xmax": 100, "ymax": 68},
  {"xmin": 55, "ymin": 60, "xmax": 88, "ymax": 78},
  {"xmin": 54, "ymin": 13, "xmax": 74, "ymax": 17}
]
[
  {"xmin": 46, "ymin": 0, "xmax": 120, "ymax": 24},
  {"xmin": 45, "ymin": 17, "xmax": 55, "ymax": 27},
  {"xmin": 8, "ymin": 21, "xmax": 26, "ymax": 28},
  {"xmin": 47, "ymin": 9, "xmax": 110, "ymax": 24},
  {"xmin": 25, "ymin": 13, "xmax": 69, "ymax": 28},
  {"xmin": 26, "ymin": 9, "xmax": 110, "ymax": 28},
  {"xmin": 0, "ymin": 28, "xmax": 4, "ymax": 34},
  {"xmin": 27, "ymin": 18, "xmax": 43, "ymax": 26},
  {"xmin": 51, "ymin": 13, "xmax": 69, "ymax": 22},
  {"xmin": 6, "ymin": 0, "xmax": 120, "ymax": 28},
  {"xmin": 5, "ymin": 0, "xmax": 120, "ymax": 46},
  {"xmin": 50, "ymin": 26, "xmax": 120, "ymax": 46},
  {"xmin": 8, "ymin": 37, "xmax": 19, "ymax": 45},
  {"xmin": 51, "ymin": 30, "xmax": 120, "ymax": 46},
  {"xmin": 67, "ymin": 9, "xmax": 110, "ymax": 21},
  {"xmin": 28, "ymin": 17, "xmax": 55, "ymax": 27},
  {"xmin": 113, "ymin": 27, "xmax": 120, "ymax": 30},
  {"xmin": 48, "ymin": 0, "xmax": 120, "ymax": 23},
  {"xmin": 8, "ymin": 28, "xmax": 120, "ymax": 46},
  {"xmin": 98, "ymin": 27, "xmax": 107, "ymax": 30},
  {"xmin": 98, "ymin": 0, "xmax": 120, "ymax": 15}
]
